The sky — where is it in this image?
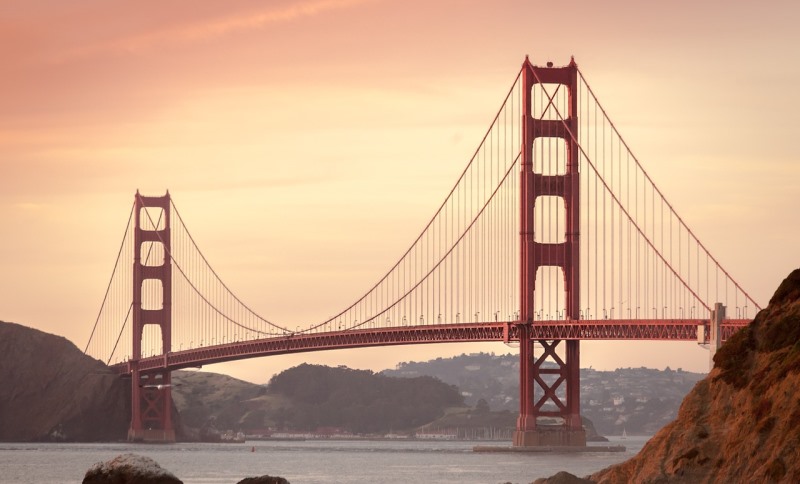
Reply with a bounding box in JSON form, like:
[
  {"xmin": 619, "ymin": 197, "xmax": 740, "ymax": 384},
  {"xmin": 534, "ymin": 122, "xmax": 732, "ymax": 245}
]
[{"xmin": 2, "ymin": 0, "xmax": 799, "ymax": 383}]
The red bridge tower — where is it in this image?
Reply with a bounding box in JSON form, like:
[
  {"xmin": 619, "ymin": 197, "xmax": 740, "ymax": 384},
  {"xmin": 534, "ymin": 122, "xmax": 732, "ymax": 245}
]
[
  {"xmin": 515, "ymin": 57, "xmax": 585, "ymax": 446},
  {"xmin": 129, "ymin": 191, "xmax": 175, "ymax": 442}
]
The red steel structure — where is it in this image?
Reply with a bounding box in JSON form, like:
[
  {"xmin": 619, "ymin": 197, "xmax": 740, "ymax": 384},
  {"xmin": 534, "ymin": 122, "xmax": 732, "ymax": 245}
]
[
  {"xmin": 86, "ymin": 57, "xmax": 762, "ymax": 445},
  {"xmin": 516, "ymin": 57, "xmax": 583, "ymax": 446},
  {"xmin": 119, "ymin": 319, "xmax": 748, "ymax": 374},
  {"xmin": 129, "ymin": 192, "xmax": 175, "ymax": 442}
]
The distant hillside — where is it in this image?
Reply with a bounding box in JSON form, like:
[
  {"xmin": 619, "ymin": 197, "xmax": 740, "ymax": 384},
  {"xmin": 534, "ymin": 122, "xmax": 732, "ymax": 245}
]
[
  {"xmin": 384, "ymin": 352, "xmax": 518, "ymax": 409},
  {"xmin": 171, "ymin": 370, "xmax": 269, "ymax": 438},
  {"xmin": 269, "ymin": 364, "xmax": 464, "ymax": 433},
  {"xmin": 0, "ymin": 321, "xmax": 129, "ymax": 442},
  {"xmin": 581, "ymin": 366, "xmax": 704, "ymax": 435},
  {"xmin": 172, "ymin": 364, "xmax": 465, "ymax": 435},
  {"xmin": 384, "ymin": 353, "xmax": 705, "ymax": 435}
]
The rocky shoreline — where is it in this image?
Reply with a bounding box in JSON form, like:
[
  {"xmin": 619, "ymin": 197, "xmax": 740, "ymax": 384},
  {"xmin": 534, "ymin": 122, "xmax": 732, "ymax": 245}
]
[
  {"xmin": 82, "ymin": 453, "xmax": 290, "ymax": 484},
  {"xmin": 536, "ymin": 268, "xmax": 800, "ymax": 483}
]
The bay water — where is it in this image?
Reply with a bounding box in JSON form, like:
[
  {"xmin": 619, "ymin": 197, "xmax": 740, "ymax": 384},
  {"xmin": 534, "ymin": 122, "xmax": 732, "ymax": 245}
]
[{"xmin": 0, "ymin": 436, "xmax": 648, "ymax": 483}]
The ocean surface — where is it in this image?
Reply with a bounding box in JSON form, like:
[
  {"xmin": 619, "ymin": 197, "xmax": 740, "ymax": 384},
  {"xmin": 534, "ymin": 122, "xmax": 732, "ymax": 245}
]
[{"xmin": 0, "ymin": 436, "xmax": 649, "ymax": 483}]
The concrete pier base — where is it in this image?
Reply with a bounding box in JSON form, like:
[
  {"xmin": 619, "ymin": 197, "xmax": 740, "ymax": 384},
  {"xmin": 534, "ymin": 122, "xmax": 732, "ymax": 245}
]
[
  {"xmin": 513, "ymin": 426, "xmax": 587, "ymax": 447},
  {"xmin": 128, "ymin": 428, "xmax": 176, "ymax": 443},
  {"xmin": 474, "ymin": 444, "xmax": 625, "ymax": 453}
]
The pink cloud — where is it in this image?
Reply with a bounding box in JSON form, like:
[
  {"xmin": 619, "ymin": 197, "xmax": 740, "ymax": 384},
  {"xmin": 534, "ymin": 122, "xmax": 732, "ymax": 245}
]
[{"xmin": 51, "ymin": 0, "xmax": 376, "ymax": 63}]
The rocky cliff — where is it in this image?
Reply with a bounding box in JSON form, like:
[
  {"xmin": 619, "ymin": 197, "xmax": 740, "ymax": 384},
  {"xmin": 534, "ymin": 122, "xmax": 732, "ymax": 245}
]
[
  {"xmin": 589, "ymin": 269, "xmax": 800, "ymax": 483},
  {"xmin": 0, "ymin": 321, "xmax": 130, "ymax": 441}
]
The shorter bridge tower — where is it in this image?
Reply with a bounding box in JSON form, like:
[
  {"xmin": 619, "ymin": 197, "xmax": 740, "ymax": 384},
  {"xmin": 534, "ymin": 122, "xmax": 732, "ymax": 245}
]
[{"xmin": 129, "ymin": 191, "xmax": 175, "ymax": 443}]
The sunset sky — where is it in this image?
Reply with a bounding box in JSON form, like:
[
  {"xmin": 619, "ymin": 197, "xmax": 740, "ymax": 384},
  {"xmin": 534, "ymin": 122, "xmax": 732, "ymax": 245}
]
[{"xmin": 2, "ymin": 0, "xmax": 799, "ymax": 383}]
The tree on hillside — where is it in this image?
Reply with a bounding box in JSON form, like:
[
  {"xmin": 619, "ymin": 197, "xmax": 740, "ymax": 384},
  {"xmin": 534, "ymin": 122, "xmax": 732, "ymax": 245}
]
[{"xmin": 266, "ymin": 364, "xmax": 465, "ymax": 433}]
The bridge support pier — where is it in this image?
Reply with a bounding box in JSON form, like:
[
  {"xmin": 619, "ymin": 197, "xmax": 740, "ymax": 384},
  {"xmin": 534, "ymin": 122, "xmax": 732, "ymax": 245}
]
[
  {"xmin": 707, "ymin": 303, "xmax": 725, "ymax": 371},
  {"xmin": 513, "ymin": 332, "xmax": 585, "ymax": 447},
  {"xmin": 128, "ymin": 368, "xmax": 176, "ymax": 443},
  {"xmin": 513, "ymin": 426, "xmax": 586, "ymax": 447}
]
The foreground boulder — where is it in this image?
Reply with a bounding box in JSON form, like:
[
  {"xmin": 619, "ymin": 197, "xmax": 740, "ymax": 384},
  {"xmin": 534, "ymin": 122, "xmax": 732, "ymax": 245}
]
[
  {"xmin": 83, "ymin": 454, "xmax": 182, "ymax": 484},
  {"xmin": 236, "ymin": 477, "xmax": 290, "ymax": 484},
  {"xmin": 588, "ymin": 269, "xmax": 800, "ymax": 483},
  {"xmin": 532, "ymin": 471, "xmax": 593, "ymax": 484}
]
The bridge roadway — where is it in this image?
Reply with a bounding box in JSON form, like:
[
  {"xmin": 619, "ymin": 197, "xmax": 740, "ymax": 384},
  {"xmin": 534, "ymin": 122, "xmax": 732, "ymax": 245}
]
[{"xmin": 112, "ymin": 318, "xmax": 749, "ymax": 374}]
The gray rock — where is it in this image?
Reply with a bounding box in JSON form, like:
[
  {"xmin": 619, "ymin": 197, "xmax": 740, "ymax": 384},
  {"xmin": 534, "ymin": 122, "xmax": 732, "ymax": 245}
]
[
  {"xmin": 82, "ymin": 453, "xmax": 182, "ymax": 484},
  {"xmin": 531, "ymin": 471, "xmax": 594, "ymax": 484},
  {"xmin": 236, "ymin": 477, "xmax": 290, "ymax": 484}
]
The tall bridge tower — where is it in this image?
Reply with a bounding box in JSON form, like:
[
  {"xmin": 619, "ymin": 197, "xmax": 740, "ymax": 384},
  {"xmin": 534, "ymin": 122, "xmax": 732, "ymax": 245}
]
[
  {"xmin": 129, "ymin": 191, "xmax": 175, "ymax": 442},
  {"xmin": 515, "ymin": 57, "xmax": 584, "ymax": 446}
]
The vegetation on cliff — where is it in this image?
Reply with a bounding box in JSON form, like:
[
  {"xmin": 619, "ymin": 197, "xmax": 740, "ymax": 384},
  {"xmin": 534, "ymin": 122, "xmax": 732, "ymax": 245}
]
[
  {"xmin": 267, "ymin": 364, "xmax": 464, "ymax": 433},
  {"xmin": 171, "ymin": 370, "xmax": 267, "ymax": 436},
  {"xmin": 0, "ymin": 321, "xmax": 129, "ymax": 441},
  {"xmin": 587, "ymin": 269, "xmax": 800, "ymax": 483}
]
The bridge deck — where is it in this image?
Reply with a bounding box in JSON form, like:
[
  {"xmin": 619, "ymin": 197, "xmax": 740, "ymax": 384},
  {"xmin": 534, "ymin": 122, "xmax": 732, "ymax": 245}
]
[{"xmin": 112, "ymin": 318, "xmax": 749, "ymax": 374}]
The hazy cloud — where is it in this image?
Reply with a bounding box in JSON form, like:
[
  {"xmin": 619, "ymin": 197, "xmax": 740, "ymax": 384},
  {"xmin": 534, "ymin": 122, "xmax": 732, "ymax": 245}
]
[{"xmin": 54, "ymin": 0, "xmax": 376, "ymax": 63}]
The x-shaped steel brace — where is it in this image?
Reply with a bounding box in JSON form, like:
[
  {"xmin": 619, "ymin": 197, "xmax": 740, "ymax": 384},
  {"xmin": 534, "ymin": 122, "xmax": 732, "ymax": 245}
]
[{"xmin": 533, "ymin": 340, "xmax": 568, "ymax": 411}]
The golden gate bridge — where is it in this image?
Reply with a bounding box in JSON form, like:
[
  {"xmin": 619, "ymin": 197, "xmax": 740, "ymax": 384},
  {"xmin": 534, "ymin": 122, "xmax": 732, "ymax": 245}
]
[{"xmin": 84, "ymin": 57, "xmax": 759, "ymax": 445}]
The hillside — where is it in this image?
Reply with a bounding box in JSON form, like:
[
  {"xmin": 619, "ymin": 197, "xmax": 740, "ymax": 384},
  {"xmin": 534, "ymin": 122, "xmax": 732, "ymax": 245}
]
[
  {"xmin": 269, "ymin": 364, "xmax": 465, "ymax": 433},
  {"xmin": 173, "ymin": 365, "xmax": 611, "ymax": 441},
  {"xmin": 0, "ymin": 321, "xmax": 129, "ymax": 441},
  {"xmin": 171, "ymin": 370, "xmax": 267, "ymax": 436},
  {"xmin": 172, "ymin": 364, "xmax": 465, "ymax": 435},
  {"xmin": 586, "ymin": 269, "xmax": 800, "ymax": 482},
  {"xmin": 384, "ymin": 354, "xmax": 705, "ymax": 435}
]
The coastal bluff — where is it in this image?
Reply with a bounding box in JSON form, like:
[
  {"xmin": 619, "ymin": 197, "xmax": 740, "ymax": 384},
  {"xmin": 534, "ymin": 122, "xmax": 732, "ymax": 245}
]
[
  {"xmin": 566, "ymin": 268, "xmax": 800, "ymax": 483},
  {"xmin": 0, "ymin": 320, "xmax": 129, "ymax": 441}
]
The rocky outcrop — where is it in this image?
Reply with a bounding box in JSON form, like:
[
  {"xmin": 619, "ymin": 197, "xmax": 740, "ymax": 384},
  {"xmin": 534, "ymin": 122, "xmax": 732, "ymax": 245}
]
[
  {"xmin": 589, "ymin": 269, "xmax": 800, "ymax": 483},
  {"xmin": 83, "ymin": 454, "xmax": 182, "ymax": 484},
  {"xmin": 81, "ymin": 454, "xmax": 291, "ymax": 484},
  {"xmin": 532, "ymin": 472, "xmax": 593, "ymax": 484},
  {"xmin": 0, "ymin": 321, "xmax": 130, "ymax": 441},
  {"xmin": 582, "ymin": 416, "xmax": 608, "ymax": 442},
  {"xmin": 236, "ymin": 477, "xmax": 290, "ymax": 484}
]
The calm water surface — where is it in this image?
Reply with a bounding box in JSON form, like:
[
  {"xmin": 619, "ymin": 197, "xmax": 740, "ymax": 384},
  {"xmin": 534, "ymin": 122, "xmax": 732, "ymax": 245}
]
[{"xmin": 0, "ymin": 436, "xmax": 649, "ymax": 484}]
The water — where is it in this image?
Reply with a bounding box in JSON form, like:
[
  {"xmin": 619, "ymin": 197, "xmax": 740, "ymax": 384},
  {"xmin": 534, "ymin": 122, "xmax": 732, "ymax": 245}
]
[{"xmin": 0, "ymin": 436, "xmax": 649, "ymax": 483}]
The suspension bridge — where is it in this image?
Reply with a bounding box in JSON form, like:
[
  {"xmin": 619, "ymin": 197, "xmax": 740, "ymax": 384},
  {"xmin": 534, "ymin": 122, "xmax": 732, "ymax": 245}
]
[{"xmin": 85, "ymin": 57, "xmax": 759, "ymax": 445}]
